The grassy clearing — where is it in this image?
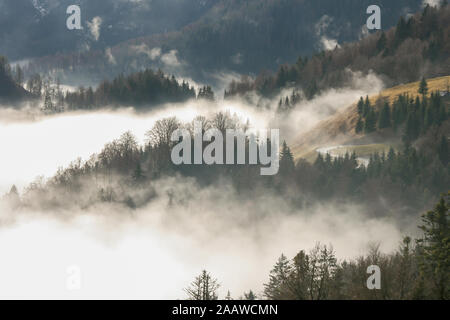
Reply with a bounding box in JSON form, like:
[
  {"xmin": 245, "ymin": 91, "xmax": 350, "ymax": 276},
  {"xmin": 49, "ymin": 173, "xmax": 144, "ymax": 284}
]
[
  {"xmin": 370, "ymin": 75, "xmax": 450, "ymax": 105},
  {"xmin": 292, "ymin": 76, "xmax": 449, "ymax": 162}
]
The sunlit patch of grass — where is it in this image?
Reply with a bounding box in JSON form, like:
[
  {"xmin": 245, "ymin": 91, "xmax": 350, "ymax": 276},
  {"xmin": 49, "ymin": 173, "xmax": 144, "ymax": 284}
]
[{"xmin": 371, "ymin": 75, "xmax": 450, "ymax": 105}]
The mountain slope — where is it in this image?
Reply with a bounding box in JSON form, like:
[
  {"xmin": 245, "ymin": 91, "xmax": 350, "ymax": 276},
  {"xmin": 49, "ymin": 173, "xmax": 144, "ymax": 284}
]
[
  {"xmin": 226, "ymin": 4, "xmax": 450, "ymax": 99},
  {"xmin": 291, "ymin": 75, "xmax": 450, "ymax": 160},
  {"xmin": 23, "ymin": 0, "xmax": 424, "ymax": 84},
  {"xmin": 0, "ymin": 0, "xmax": 219, "ymax": 61},
  {"xmin": 0, "ymin": 60, "xmax": 31, "ymax": 103}
]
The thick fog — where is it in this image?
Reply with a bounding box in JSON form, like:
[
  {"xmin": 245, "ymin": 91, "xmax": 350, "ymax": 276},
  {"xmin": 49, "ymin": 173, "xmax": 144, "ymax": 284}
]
[
  {"xmin": 0, "ymin": 184, "xmax": 403, "ymax": 299},
  {"xmin": 0, "ymin": 72, "xmax": 407, "ymax": 299}
]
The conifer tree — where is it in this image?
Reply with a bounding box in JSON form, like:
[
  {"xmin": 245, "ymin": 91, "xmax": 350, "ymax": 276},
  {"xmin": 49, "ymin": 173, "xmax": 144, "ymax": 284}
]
[
  {"xmin": 364, "ymin": 109, "xmax": 377, "ymax": 133},
  {"xmin": 355, "ymin": 117, "xmax": 364, "ymax": 133},
  {"xmin": 279, "ymin": 141, "xmax": 295, "ymax": 176},
  {"xmin": 185, "ymin": 270, "xmax": 220, "ymax": 300},
  {"xmin": 416, "ymin": 194, "xmax": 449, "ymax": 300},
  {"xmin": 437, "ymin": 136, "xmax": 448, "ymax": 166},
  {"xmin": 243, "ymin": 290, "xmax": 256, "ymax": 300},
  {"xmin": 357, "ymin": 97, "xmax": 364, "ymax": 115},
  {"xmin": 264, "ymin": 254, "xmax": 292, "ymax": 299},
  {"xmin": 418, "ymin": 77, "xmax": 428, "ymax": 97},
  {"xmin": 378, "ymin": 102, "xmax": 391, "ymax": 129}
]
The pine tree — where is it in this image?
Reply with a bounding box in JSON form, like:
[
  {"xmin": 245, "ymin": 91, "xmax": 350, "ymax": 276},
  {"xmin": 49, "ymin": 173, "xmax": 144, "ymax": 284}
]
[
  {"xmin": 418, "ymin": 77, "xmax": 428, "ymax": 97},
  {"xmin": 377, "ymin": 102, "xmax": 391, "ymax": 129},
  {"xmin": 376, "ymin": 32, "xmax": 387, "ymax": 53},
  {"xmin": 42, "ymin": 84, "xmax": 55, "ymax": 113},
  {"xmin": 279, "ymin": 141, "xmax": 295, "ymax": 177},
  {"xmin": 264, "ymin": 254, "xmax": 292, "ymax": 299},
  {"xmin": 132, "ymin": 163, "xmax": 145, "ymax": 182},
  {"xmin": 403, "ymin": 112, "xmax": 419, "ymax": 143},
  {"xmin": 198, "ymin": 86, "xmax": 215, "ymax": 100},
  {"xmin": 357, "ymin": 97, "xmax": 364, "ymax": 115},
  {"xmin": 225, "ymin": 291, "xmax": 233, "ymax": 300},
  {"xmin": 185, "ymin": 270, "xmax": 220, "ymax": 300},
  {"xmin": 416, "ymin": 194, "xmax": 450, "ymax": 299},
  {"xmin": 14, "ymin": 65, "xmax": 24, "ymax": 86},
  {"xmin": 4, "ymin": 185, "xmax": 21, "ymax": 208},
  {"xmin": 364, "ymin": 109, "xmax": 377, "ymax": 133},
  {"xmin": 355, "ymin": 117, "xmax": 364, "ymax": 133},
  {"xmin": 437, "ymin": 136, "xmax": 448, "ymax": 166},
  {"xmin": 363, "ymin": 96, "xmax": 371, "ymax": 117},
  {"xmin": 243, "ymin": 290, "xmax": 256, "ymax": 300}
]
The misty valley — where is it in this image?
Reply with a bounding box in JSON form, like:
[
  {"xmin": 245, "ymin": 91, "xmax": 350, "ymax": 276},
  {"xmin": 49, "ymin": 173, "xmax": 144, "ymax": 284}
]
[{"xmin": 0, "ymin": 0, "xmax": 448, "ymax": 302}]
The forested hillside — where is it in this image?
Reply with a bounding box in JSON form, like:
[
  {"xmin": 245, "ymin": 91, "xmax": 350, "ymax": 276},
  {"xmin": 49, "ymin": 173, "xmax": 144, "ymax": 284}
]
[
  {"xmin": 0, "ymin": 56, "xmax": 31, "ymax": 102},
  {"xmin": 62, "ymin": 69, "xmax": 198, "ymax": 110},
  {"xmin": 28, "ymin": 68, "xmax": 209, "ymax": 113},
  {"xmin": 23, "ymin": 0, "xmax": 424, "ymax": 84},
  {"xmin": 14, "ymin": 108, "xmax": 448, "ymax": 222},
  {"xmin": 0, "ymin": 0, "xmax": 219, "ymax": 61},
  {"xmin": 226, "ymin": 3, "xmax": 450, "ymax": 99}
]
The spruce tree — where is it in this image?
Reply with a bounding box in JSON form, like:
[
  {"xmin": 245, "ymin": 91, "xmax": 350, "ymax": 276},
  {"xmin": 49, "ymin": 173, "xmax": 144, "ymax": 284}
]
[
  {"xmin": 437, "ymin": 136, "xmax": 448, "ymax": 166},
  {"xmin": 355, "ymin": 117, "xmax": 364, "ymax": 133},
  {"xmin": 417, "ymin": 195, "xmax": 449, "ymax": 300},
  {"xmin": 363, "ymin": 96, "xmax": 371, "ymax": 117},
  {"xmin": 377, "ymin": 103, "xmax": 391, "ymax": 129},
  {"xmin": 364, "ymin": 109, "xmax": 377, "ymax": 133},
  {"xmin": 376, "ymin": 32, "xmax": 387, "ymax": 53},
  {"xmin": 264, "ymin": 254, "xmax": 292, "ymax": 299},
  {"xmin": 185, "ymin": 270, "xmax": 220, "ymax": 300},
  {"xmin": 418, "ymin": 77, "xmax": 428, "ymax": 97},
  {"xmin": 357, "ymin": 97, "xmax": 364, "ymax": 115},
  {"xmin": 279, "ymin": 141, "xmax": 295, "ymax": 177}
]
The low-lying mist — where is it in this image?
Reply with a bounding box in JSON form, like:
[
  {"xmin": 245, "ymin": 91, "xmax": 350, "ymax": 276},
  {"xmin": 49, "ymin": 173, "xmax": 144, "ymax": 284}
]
[
  {"xmin": 0, "ymin": 71, "xmax": 384, "ymax": 194},
  {"xmin": 0, "ymin": 175, "xmax": 407, "ymax": 299},
  {"xmin": 0, "ymin": 71, "xmax": 397, "ymax": 299}
]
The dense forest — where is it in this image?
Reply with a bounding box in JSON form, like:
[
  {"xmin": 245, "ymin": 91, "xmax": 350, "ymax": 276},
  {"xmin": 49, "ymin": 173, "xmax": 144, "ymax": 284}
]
[
  {"xmin": 62, "ymin": 70, "xmax": 197, "ymax": 110},
  {"xmin": 226, "ymin": 3, "xmax": 450, "ymax": 100},
  {"xmin": 0, "ymin": 56, "xmax": 30, "ymax": 102},
  {"xmin": 4, "ymin": 104, "xmax": 446, "ymax": 223},
  {"xmin": 0, "ymin": 0, "xmax": 220, "ymax": 61},
  {"xmin": 354, "ymin": 85, "xmax": 449, "ymax": 144},
  {"xmin": 22, "ymin": 0, "xmax": 424, "ymax": 84},
  {"xmin": 184, "ymin": 194, "xmax": 449, "ymax": 300},
  {"xmin": 0, "ymin": 55, "xmax": 205, "ymax": 110}
]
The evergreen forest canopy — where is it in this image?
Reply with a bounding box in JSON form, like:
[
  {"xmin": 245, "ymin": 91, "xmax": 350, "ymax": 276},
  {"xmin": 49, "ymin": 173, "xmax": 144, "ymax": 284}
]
[
  {"xmin": 20, "ymin": 0, "xmax": 425, "ymax": 84},
  {"xmin": 226, "ymin": 4, "xmax": 450, "ymax": 101}
]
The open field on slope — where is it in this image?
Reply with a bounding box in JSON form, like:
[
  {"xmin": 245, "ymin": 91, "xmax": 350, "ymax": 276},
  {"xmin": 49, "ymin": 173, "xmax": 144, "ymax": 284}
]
[{"xmin": 291, "ymin": 75, "xmax": 450, "ymax": 163}]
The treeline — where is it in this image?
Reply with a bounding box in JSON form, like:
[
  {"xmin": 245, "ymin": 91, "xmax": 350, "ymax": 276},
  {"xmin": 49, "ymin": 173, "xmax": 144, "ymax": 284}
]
[
  {"xmin": 23, "ymin": 0, "xmax": 425, "ymax": 83},
  {"xmin": 225, "ymin": 3, "xmax": 450, "ymax": 100},
  {"xmin": 264, "ymin": 193, "xmax": 449, "ymax": 300},
  {"xmin": 184, "ymin": 194, "xmax": 449, "ymax": 300},
  {"xmin": 63, "ymin": 70, "xmax": 203, "ymax": 110},
  {"xmin": 0, "ymin": 55, "xmax": 30, "ymax": 102},
  {"xmin": 23, "ymin": 69, "xmax": 216, "ymax": 112},
  {"xmin": 355, "ymin": 80, "xmax": 448, "ymax": 144},
  {"xmin": 9, "ymin": 110, "xmax": 448, "ymax": 219}
]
